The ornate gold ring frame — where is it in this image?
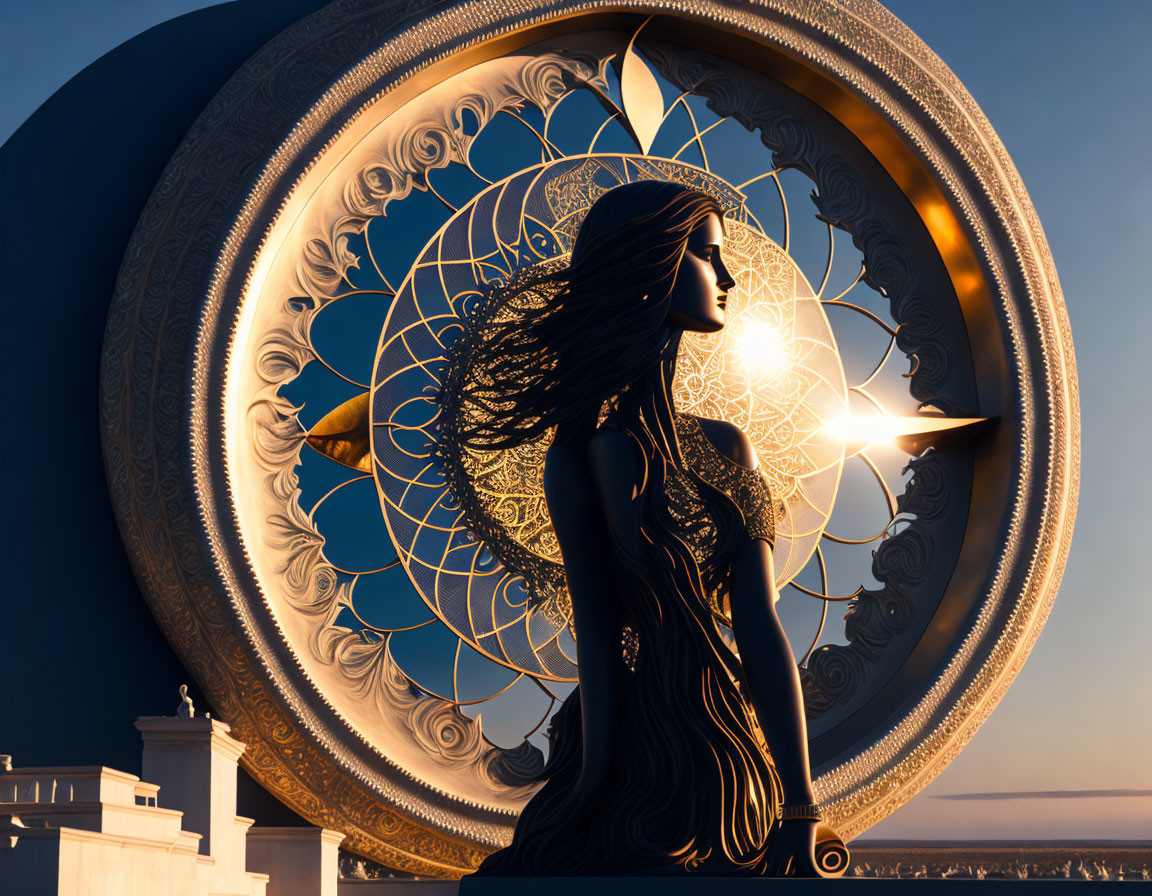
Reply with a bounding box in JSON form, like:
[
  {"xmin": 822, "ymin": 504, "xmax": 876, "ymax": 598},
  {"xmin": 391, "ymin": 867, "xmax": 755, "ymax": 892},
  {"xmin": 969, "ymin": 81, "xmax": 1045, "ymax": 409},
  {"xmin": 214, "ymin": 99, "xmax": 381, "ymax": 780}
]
[{"xmin": 101, "ymin": 0, "xmax": 1078, "ymax": 876}]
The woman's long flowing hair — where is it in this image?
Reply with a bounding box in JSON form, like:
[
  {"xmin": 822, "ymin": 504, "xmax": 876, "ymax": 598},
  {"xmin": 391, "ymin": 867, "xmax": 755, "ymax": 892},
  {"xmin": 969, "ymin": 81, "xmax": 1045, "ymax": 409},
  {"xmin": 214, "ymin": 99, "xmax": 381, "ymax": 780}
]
[
  {"xmin": 459, "ymin": 180, "xmax": 722, "ymax": 458},
  {"xmin": 464, "ymin": 181, "xmax": 780, "ymax": 875}
]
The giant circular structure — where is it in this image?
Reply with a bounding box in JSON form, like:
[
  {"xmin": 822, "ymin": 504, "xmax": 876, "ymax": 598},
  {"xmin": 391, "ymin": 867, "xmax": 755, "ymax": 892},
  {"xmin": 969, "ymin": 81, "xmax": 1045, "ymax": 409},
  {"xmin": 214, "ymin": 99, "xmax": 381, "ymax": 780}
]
[{"xmin": 101, "ymin": 0, "xmax": 1079, "ymax": 877}]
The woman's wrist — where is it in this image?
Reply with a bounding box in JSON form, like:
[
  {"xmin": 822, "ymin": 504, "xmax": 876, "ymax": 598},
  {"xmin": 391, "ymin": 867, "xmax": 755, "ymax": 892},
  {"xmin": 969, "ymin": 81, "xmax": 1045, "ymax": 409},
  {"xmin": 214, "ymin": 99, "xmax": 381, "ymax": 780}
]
[
  {"xmin": 779, "ymin": 785, "xmax": 817, "ymax": 806},
  {"xmin": 779, "ymin": 801, "xmax": 822, "ymax": 822},
  {"xmin": 777, "ymin": 817, "xmax": 818, "ymax": 828}
]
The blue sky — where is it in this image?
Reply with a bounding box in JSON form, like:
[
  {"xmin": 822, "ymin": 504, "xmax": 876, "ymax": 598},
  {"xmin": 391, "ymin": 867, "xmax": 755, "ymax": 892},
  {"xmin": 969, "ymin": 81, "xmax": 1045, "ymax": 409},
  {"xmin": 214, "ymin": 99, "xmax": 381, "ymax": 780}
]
[
  {"xmin": 859, "ymin": 0, "xmax": 1152, "ymax": 840},
  {"xmin": 3, "ymin": 0, "xmax": 1148, "ymax": 840}
]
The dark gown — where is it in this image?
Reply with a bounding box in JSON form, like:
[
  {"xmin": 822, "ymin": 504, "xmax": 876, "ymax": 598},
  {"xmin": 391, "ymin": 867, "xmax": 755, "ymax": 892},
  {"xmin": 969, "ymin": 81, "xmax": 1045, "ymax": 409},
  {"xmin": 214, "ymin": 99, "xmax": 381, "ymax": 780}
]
[{"xmin": 476, "ymin": 414, "xmax": 783, "ymax": 876}]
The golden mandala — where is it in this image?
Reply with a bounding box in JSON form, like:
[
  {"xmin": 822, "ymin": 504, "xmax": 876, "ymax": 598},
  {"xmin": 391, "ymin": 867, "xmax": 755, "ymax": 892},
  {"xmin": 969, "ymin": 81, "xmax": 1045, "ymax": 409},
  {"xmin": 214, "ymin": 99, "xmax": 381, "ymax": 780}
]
[{"xmin": 374, "ymin": 154, "xmax": 847, "ymax": 681}]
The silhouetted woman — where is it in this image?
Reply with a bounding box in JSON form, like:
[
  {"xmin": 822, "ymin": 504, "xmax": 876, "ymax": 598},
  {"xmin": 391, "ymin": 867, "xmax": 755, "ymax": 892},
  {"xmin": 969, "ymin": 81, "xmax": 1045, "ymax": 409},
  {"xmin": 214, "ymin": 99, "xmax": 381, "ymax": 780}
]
[{"xmin": 460, "ymin": 181, "xmax": 824, "ymax": 876}]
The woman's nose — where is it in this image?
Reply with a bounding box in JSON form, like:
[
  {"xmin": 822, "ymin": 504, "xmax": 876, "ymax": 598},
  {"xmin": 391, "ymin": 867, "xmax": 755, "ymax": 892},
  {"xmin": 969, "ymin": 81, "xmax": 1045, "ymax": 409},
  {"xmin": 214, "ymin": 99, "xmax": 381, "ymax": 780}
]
[{"xmin": 716, "ymin": 259, "xmax": 735, "ymax": 291}]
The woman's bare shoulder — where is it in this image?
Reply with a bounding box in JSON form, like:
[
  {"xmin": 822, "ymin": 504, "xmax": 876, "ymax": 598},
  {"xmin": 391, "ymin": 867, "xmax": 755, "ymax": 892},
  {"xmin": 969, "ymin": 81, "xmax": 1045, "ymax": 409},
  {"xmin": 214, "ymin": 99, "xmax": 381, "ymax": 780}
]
[{"xmin": 689, "ymin": 415, "xmax": 758, "ymax": 470}]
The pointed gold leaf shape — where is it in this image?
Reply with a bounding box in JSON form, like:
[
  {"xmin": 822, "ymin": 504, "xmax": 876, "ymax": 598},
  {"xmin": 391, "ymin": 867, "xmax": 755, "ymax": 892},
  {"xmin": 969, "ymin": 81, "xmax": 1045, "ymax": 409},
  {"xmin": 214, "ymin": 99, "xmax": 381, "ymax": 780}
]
[
  {"xmin": 620, "ymin": 27, "xmax": 663, "ymax": 155},
  {"xmin": 890, "ymin": 416, "xmax": 992, "ymax": 456},
  {"xmin": 834, "ymin": 415, "xmax": 993, "ymax": 458},
  {"xmin": 307, "ymin": 392, "xmax": 372, "ymax": 472}
]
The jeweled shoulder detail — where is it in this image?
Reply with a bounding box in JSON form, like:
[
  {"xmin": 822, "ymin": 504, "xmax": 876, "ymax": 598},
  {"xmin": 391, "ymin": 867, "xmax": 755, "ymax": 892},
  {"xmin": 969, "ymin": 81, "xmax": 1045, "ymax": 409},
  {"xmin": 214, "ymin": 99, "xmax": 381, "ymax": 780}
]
[{"xmin": 676, "ymin": 415, "xmax": 776, "ymax": 545}]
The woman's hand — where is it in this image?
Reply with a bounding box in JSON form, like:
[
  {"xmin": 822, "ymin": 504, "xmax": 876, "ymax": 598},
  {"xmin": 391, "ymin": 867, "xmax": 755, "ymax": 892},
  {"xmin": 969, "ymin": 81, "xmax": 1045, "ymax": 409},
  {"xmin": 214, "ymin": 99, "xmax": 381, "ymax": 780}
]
[{"xmin": 763, "ymin": 819, "xmax": 823, "ymax": 877}]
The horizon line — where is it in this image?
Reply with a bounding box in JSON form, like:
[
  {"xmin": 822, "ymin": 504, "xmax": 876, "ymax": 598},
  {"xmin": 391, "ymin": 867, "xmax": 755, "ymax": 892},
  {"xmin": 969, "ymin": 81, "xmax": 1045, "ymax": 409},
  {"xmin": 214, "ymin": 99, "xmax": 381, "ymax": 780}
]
[{"xmin": 931, "ymin": 789, "xmax": 1152, "ymax": 801}]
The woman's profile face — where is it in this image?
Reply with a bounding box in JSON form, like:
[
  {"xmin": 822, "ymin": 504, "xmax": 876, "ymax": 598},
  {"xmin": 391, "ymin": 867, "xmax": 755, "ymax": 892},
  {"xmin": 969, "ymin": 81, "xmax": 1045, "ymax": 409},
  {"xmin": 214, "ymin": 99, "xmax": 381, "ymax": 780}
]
[{"xmin": 666, "ymin": 212, "xmax": 735, "ymax": 334}]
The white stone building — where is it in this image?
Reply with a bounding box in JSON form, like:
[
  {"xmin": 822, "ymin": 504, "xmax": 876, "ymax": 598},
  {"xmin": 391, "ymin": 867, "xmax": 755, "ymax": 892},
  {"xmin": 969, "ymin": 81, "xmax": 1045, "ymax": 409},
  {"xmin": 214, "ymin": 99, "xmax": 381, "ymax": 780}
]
[{"xmin": 0, "ymin": 716, "xmax": 353, "ymax": 896}]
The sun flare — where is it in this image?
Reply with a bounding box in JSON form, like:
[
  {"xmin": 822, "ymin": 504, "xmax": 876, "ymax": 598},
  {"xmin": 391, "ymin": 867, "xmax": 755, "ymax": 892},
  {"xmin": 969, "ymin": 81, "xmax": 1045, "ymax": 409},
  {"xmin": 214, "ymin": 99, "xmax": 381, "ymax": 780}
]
[
  {"xmin": 827, "ymin": 413, "xmax": 899, "ymax": 449},
  {"xmin": 732, "ymin": 318, "xmax": 791, "ymax": 375}
]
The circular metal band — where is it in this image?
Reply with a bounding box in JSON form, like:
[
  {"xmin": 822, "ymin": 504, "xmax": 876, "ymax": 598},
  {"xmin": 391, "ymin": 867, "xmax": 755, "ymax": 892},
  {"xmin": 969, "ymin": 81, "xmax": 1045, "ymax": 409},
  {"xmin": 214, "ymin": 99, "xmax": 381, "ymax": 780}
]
[{"xmin": 101, "ymin": 0, "xmax": 1077, "ymax": 875}]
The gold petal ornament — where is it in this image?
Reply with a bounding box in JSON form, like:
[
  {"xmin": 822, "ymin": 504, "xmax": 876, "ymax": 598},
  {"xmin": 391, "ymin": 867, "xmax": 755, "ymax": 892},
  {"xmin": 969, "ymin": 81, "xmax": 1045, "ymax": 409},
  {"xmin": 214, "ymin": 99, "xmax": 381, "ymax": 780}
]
[
  {"xmin": 619, "ymin": 22, "xmax": 664, "ymax": 155},
  {"xmin": 306, "ymin": 392, "xmax": 371, "ymax": 471}
]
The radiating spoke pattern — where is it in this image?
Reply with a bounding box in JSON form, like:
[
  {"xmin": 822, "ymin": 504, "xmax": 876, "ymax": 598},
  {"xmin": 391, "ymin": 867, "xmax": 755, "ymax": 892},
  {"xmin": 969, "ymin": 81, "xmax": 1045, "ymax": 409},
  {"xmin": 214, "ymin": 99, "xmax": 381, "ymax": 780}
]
[{"xmin": 279, "ymin": 33, "xmax": 977, "ymax": 752}]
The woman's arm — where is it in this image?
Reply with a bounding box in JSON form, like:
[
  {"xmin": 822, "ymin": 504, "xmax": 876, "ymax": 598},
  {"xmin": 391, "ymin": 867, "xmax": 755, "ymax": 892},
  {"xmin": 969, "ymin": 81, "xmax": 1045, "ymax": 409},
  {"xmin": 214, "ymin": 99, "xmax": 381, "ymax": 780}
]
[
  {"xmin": 730, "ymin": 538, "xmax": 822, "ymax": 876},
  {"xmin": 543, "ymin": 431, "xmax": 626, "ymax": 801},
  {"xmin": 693, "ymin": 416, "xmax": 814, "ymax": 800},
  {"xmin": 729, "ymin": 539, "xmax": 815, "ymax": 806},
  {"xmin": 699, "ymin": 416, "xmax": 821, "ymax": 873}
]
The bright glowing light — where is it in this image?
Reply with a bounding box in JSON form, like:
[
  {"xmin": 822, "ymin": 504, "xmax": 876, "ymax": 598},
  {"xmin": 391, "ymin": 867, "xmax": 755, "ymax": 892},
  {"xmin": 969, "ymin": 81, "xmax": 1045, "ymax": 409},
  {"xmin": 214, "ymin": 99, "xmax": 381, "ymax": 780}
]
[
  {"xmin": 828, "ymin": 414, "xmax": 899, "ymax": 448},
  {"xmin": 733, "ymin": 319, "xmax": 790, "ymax": 373}
]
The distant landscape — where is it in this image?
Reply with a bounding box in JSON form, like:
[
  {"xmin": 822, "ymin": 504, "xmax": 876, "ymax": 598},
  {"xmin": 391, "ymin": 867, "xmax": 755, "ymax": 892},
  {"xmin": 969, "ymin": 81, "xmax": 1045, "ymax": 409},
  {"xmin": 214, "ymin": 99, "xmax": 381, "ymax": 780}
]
[
  {"xmin": 847, "ymin": 841, "xmax": 1152, "ymax": 881},
  {"xmin": 335, "ymin": 842, "xmax": 1152, "ymax": 882}
]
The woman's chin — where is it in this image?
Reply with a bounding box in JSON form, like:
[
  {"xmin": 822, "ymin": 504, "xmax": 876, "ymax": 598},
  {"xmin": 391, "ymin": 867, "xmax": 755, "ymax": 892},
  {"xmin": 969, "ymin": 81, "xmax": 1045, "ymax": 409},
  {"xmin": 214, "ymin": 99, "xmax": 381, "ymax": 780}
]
[
  {"xmin": 669, "ymin": 310, "xmax": 725, "ymax": 333},
  {"xmin": 694, "ymin": 315, "xmax": 725, "ymax": 333}
]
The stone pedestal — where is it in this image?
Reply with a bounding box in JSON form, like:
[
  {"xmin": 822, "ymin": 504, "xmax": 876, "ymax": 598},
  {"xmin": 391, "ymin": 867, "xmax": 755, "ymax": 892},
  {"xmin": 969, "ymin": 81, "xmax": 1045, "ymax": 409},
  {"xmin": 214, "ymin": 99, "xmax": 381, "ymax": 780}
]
[
  {"xmin": 133, "ymin": 715, "xmax": 268, "ymax": 895},
  {"xmin": 135, "ymin": 716, "xmax": 245, "ymax": 861},
  {"xmin": 248, "ymin": 827, "xmax": 345, "ymax": 896}
]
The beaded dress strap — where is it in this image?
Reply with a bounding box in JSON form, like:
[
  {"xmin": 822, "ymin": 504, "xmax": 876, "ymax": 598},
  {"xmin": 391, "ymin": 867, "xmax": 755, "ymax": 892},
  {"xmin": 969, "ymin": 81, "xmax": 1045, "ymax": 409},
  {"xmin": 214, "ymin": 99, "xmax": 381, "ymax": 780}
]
[{"xmin": 677, "ymin": 415, "xmax": 776, "ymax": 546}]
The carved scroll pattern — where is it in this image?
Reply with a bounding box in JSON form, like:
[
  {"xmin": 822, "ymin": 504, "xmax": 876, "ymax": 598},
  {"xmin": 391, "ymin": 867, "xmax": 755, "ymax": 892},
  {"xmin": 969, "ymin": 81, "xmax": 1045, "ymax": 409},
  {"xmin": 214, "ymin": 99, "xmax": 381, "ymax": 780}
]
[{"xmin": 250, "ymin": 50, "xmax": 610, "ymax": 791}]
